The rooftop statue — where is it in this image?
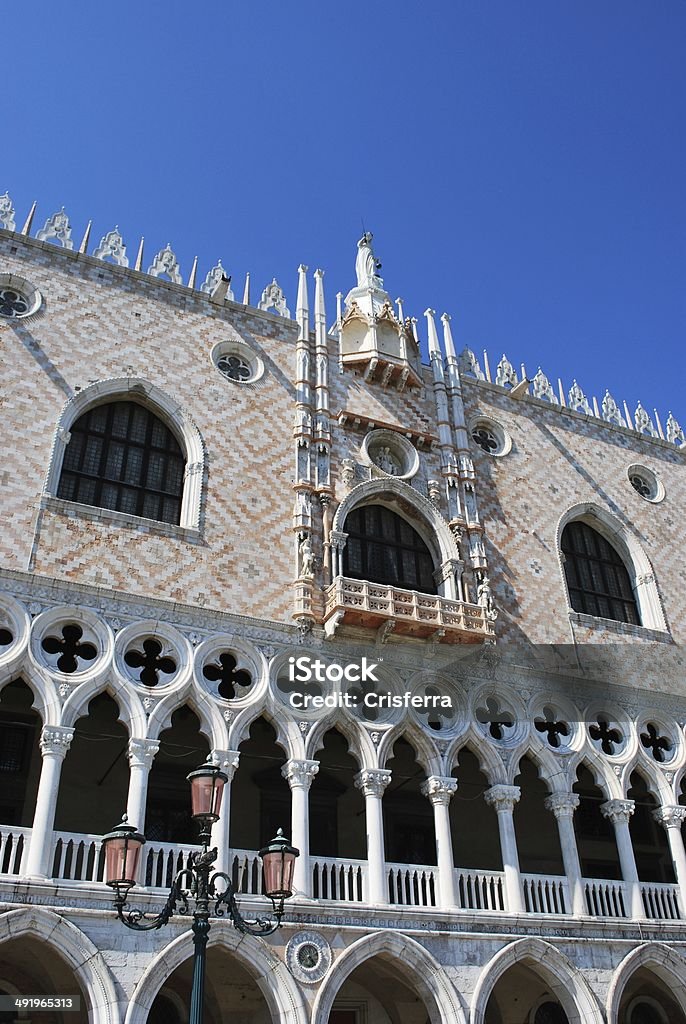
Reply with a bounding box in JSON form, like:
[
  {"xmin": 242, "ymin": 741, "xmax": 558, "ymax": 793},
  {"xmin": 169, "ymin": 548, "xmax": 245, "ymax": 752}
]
[{"xmin": 355, "ymin": 231, "xmax": 384, "ymax": 289}]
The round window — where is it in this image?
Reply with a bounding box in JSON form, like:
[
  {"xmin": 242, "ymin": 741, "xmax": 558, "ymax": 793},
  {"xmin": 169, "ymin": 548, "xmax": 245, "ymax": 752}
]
[
  {"xmin": 0, "ymin": 274, "xmax": 42, "ymax": 320},
  {"xmin": 627, "ymin": 464, "xmax": 664, "ymax": 503},
  {"xmin": 469, "ymin": 418, "xmax": 511, "ymax": 457},
  {"xmin": 211, "ymin": 337, "xmax": 263, "ymax": 385},
  {"xmin": 217, "ymin": 354, "xmax": 252, "ymax": 382}
]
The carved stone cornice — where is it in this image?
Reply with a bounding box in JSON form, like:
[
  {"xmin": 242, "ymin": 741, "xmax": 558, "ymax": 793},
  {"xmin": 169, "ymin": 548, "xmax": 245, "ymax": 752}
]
[
  {"xmin": 354, "ymin": 768, "xmax": 392, "ymax": 799},
  {"xmin": 652, "ymin": 805, "xmax": 686, "ymax": 830},
  {"xmin": 421, "ymin": 776, "xmax": 458, "ymax": 806},
  {"xmin": 40, "ymin": 726, "xmax": 74, "ymax": 759},
  {"xmin": 484, "ymin": 784, "xmax": 520, "ymax": 812},
  {"xmin": 282, "ymin": 759, "xmax": 319, "ymax": 789},
  {"xmin": 127, "ymin": 738, "xmax": 160, "ymax": 770},
  {"xmin": 600, "ymin": 799, "xmax": 635, "ymax": 826},
  {"xmin": 544, "ymin": 792, "xmax": 580, "ymax": 819}
]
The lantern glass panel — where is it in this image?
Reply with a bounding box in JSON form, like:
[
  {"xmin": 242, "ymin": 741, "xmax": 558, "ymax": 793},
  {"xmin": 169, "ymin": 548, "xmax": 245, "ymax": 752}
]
[
  {"xmin": 105, "ymin": 836, "xmax": 142, "ymax": 886},
  {"xmin": 189, "ymin": 772, "xmax": 225, "ymax": 820}
]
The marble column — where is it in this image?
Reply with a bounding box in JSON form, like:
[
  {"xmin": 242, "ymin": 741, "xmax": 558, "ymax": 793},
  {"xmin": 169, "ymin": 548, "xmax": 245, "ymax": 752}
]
[
  {"xmin": 209, "ymin": 749, "xmax": 241, "ymax": 876},
  {"xmin": 282, "ymin": 759, "xmax": 319, "ymax": 897},
  {"xmin": 421, "ymin": 775, "xmax": 458, "ymax": 907},
  {"xmin": 125, "ymin": 738, "xmax": 160, "ymax": 834},
  {"xmin": 484, "ymin": 784, "xmax": 524, "ymax": 912},
  {"xmin": 601, "ymin": 798, "xmax": 644, "ymax": 919},
  {"xmin": 544, "ymin": 791, "xmax": 586, "ymax": 915},
  {"xmin": 355, "ymin": 768, "xmax": 392, "ymax": 905},
  {"xmin": 23, "ymin": 726, "xmax": 74, "ymax": 879},
  {"xmin": 653, "ymin": 805, "xmax": 686, "ymax": 913}
]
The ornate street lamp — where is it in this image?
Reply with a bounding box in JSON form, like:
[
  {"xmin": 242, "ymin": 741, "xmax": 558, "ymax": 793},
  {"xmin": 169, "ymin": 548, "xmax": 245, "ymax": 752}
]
[{"xmin": 102, "ymin": 759, "xmax": 299, "ymax": 1024}]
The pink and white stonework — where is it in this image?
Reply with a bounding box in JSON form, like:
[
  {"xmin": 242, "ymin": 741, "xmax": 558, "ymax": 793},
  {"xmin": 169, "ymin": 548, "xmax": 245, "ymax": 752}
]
[{"xmin": 0, "ymin": 201, "xmax": 685, "ymax": 1023}]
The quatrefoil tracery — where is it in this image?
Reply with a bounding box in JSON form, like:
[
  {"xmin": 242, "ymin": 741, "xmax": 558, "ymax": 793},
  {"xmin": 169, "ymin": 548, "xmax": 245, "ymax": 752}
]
[
  {"xmin": 534, "ymin": 707, "xmax": 570, "ymax": 748},
  {"xmin": 124, "ymin": 638, "xmax": 177, "ymax": 687},
  {"xmin": 476, "ymin": 697, "xmax": 514, "ymax": 740},
  {"xmin": 640, "ymin": 722, "xmax": 673, "ymax": 763},
  {"xmin": 41, "ymin": 623, "xmax": 97, "ymax": 673},
  {"xmin": 589, "ymin": 718, "xmax": 623, "ymax": 755},
  {"xmin": 0, "ymin": 627, "xmax": 13, "ymax": 647},
  {"xmin": 203, "ymin": 652, "xmax": 252, "ymax": 700}
]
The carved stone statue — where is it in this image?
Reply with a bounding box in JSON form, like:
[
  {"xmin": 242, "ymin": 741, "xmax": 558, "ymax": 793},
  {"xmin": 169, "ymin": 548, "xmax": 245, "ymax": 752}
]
[
  {"xmin": 373, "ymin": 446, "xmax": 399, "ymax": 475},
  {"xmin": 355, "ymin": 232, "xmax": 383, "ymax": 289},
  {"xmin": 477, "ymin": 574, "xmax": 498, "ymax": 620},
  {"xmin": 299, "ymin": 535, "xmax": 315, "ymax": 577}
]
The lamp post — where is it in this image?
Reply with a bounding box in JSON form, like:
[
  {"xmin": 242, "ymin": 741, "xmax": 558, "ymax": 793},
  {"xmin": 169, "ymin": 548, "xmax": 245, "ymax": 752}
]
[{"xmin": 102, "ymin": 759, "xmax": 299, "ymax": 1024}]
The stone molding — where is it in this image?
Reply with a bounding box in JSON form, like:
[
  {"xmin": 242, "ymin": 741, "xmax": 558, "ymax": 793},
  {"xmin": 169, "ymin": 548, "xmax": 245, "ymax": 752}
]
[
  {"xmin": 282, "ymin": 759, "xmax": 320, "ymax": 789},
  {"xmin": 601, "ymin": 799, "xmax": 635, "ymax": 825},
  {"xmin": 40, "ymin": 725, "xmax": 75, "ymax": 758},
  {"xmin": 652, "ymin": 805, "xmax": 686, "ymax": 830},
  {"xmin": 544, "ymin": 792, "xmax": 580, "ymax": 818},
  {"xmin": 421, "ymin": 776, "xmax": 458, "ymax": 805},
  {"xmin": 484, "ymin": 784, "xmax": 520, "ymax": 812},
  {"xmin": 354, "ymin": 768, "xmax": 392, "ymax": 799}
]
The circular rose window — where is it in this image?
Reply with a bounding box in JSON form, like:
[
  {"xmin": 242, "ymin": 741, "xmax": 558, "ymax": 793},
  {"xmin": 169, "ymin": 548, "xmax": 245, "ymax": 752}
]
[
  {"xmin": 211, "ymin": 336, "xmax": 263, "ymax": 385},
  {"xmin": 0, "ymin": 274, "xmax": 42, "ymax": 320},
  {"xmin": 469, "ymin": 418, "xmax": 512, "ymax": 457}
]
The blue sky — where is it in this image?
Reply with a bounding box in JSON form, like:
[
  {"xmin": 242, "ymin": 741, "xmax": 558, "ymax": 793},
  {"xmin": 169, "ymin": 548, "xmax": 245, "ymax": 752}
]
[{"xmin": 6, "ymin": 1, "xmax": 685, "ymax": 426}]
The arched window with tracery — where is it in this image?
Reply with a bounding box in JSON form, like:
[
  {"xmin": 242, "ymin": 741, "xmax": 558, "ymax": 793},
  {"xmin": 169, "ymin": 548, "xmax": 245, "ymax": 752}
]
[
  {"xmin": 561, "ymin": 520, "xmax": 639, "ymax": 625},
  {"xmin": 57, "ymin": 400, "xmax": 185, "ymax": 524},
  {"xmin": 343, "ymin": 504, "xmax": 436, "ymax": 594}
]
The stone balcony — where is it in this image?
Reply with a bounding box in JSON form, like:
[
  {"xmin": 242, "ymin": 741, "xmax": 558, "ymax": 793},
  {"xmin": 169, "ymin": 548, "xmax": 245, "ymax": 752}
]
[
  {"xmin": 0, "ymin": 827, "xmax": 681, "ymax": 924},
  {"xmin": 323, "ymin": 576, "xmax": 495, "ymax": 642}
]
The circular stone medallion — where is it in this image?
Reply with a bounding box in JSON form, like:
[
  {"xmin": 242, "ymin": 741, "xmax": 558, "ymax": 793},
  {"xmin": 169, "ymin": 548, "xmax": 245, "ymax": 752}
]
[{"xmin": 285, "ymin": 930, "xmax": 332, "ymax": 984}]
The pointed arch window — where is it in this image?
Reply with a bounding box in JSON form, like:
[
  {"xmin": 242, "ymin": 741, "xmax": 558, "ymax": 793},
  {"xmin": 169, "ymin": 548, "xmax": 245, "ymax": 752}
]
[
  {"xmin": 57, "ymin": 401, "xmax": 185, "ymax": 525},
  {"xmin": 561, "ymin": 521, "xmax": 639, "ymax": 625},
  {"xmin": 343, "ymin": 504, "xmax": 436, "ymax": 593}
]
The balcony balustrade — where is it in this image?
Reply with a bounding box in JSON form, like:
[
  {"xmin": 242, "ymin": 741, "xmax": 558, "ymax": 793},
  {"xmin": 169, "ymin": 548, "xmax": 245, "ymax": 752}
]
[
  {"xmin": 0, "ymin": 828, "xmax": 682, "ymax": 923},
  {"xmin": 324, "ymin": 577, "xmax": 495, "ymax": 642}
]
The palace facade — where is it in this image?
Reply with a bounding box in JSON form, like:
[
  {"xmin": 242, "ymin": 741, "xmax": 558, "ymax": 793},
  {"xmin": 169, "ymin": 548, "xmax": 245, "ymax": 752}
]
[{"xmin": 0, "ymin": 193, "xmax": 685, "ymax": 1023}]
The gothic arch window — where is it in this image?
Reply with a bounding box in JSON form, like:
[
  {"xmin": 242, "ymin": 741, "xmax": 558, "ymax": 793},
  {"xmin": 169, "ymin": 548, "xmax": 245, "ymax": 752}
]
[
  {"xmin": 561, "ymin": 520, "xmax": 640, "ymax": 625},
  {"xmin": 343, "ymin": 504, "xmax": 437, "ymax": 594},
  {"xmin": 57, "ymin": 400, "xmax": 185, "ymax": 525}
]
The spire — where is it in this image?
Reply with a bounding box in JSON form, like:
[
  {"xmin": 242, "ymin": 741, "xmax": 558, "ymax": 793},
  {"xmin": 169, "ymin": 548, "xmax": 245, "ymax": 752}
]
[
  {"xmin": 314, "ymin": 268, "xmax": 326, "ymax": 332},
  {"xmin": 441, "ymin": 312, "xmax": 458, "ymax": 361},
  {"xmin": 134, "ymin": 237, "xmax": 144, "ymax": 272},
  {"xmin": 243, "ymin": 272, "xmax": 250, "ymax": 305},
  {"xmin": 21, "ymin": 201, "xmax": 37, "ymax": 236},
  {"xmin": 296, "ymin": 264, "xmax": 309, "ymax": 329},
  {"xmin": 187, "ymin": 255, "xmax": 198, "ymax": 289},
  {"xmin": 78, "ymin": 220, "xmax": 92, "ymax": 255},
  {"xmin": 424, "ymin": 308, "xmax": 441, "ymax": 359}
]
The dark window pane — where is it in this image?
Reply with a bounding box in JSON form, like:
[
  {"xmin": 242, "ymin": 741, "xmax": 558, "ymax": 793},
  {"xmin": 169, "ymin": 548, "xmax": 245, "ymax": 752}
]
[
  {"xmin": 57, "ymin": 401, "xmax": 185, "ymax": 524},
  {"xmin": 343, "ymin": 504, "xmax": 436, "ymax": 594},
  {"xmin": 561, "ymin": 521, "xmax": 639, "ymax": 626},
  {"xmin": 76, "ymin": 477, "xmax": 97, "ymax": 505}
]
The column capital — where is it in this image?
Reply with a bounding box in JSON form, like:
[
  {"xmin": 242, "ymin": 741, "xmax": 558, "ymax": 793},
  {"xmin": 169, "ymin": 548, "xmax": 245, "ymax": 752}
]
[
  {"xmin": 421, "ymin": 776, "xmax": 458, "ymax": 805},
  {"xmin": 653, "ymin": 805, "xmax": 686, "ymax": 830},
  {"xmin": 40, "ymin": 726, "xmax": 74, "ymax": 759},
  {"xmin": 127, "ymin": 737, "xmax": 160, "ymax": 770},
  {"xmin": 209, "ymin": 748, "xmax": 241, "ymax": 780},
  {"xmin": 544, "ymin": 791, "xmax": 580, "ymax": 818},
  {"xmin": 601, "ymin": 798, "xmax": 635, "ymax": 825},
  {"xmin": 282, "ymin": 759, "xmax": 319, "ymax": 789},
  {"xmin": 484, "ymin": 784, "xmax": 520, "ymax": 812},
  {"xmin": 355, "ymin": 768, "xmax": 392, "ymax": 798}
]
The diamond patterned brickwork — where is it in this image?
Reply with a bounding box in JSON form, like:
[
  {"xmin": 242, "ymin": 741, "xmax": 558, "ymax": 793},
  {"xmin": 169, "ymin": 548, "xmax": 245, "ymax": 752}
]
[
  {"xmin": 1, "ymin": 232, "xmax": 685, "ymax": 647},
  {"xmin": 462, "ymin": 384, "xmax": 686, "ymax": 648}
]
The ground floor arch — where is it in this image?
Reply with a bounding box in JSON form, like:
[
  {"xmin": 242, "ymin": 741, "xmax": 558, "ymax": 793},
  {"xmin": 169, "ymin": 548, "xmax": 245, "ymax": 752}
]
[
  {"xmin": 0, "ymin": 908, "xmax": 120, "ymax": 1024},
  {"xmin": 312, "ymin": 931, "xmax": 466, "ymax": 1024},
  {"xmin": 607, "ymin": 943, "xmax": 686, "ymax": 1024},
  {"xmin": 124, "ymin": 924, "xmax": 307, "ymax": 1024},
  {"xmin": 471, "ymin": 938, "xmax": 604, "ymax": 1024}
]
